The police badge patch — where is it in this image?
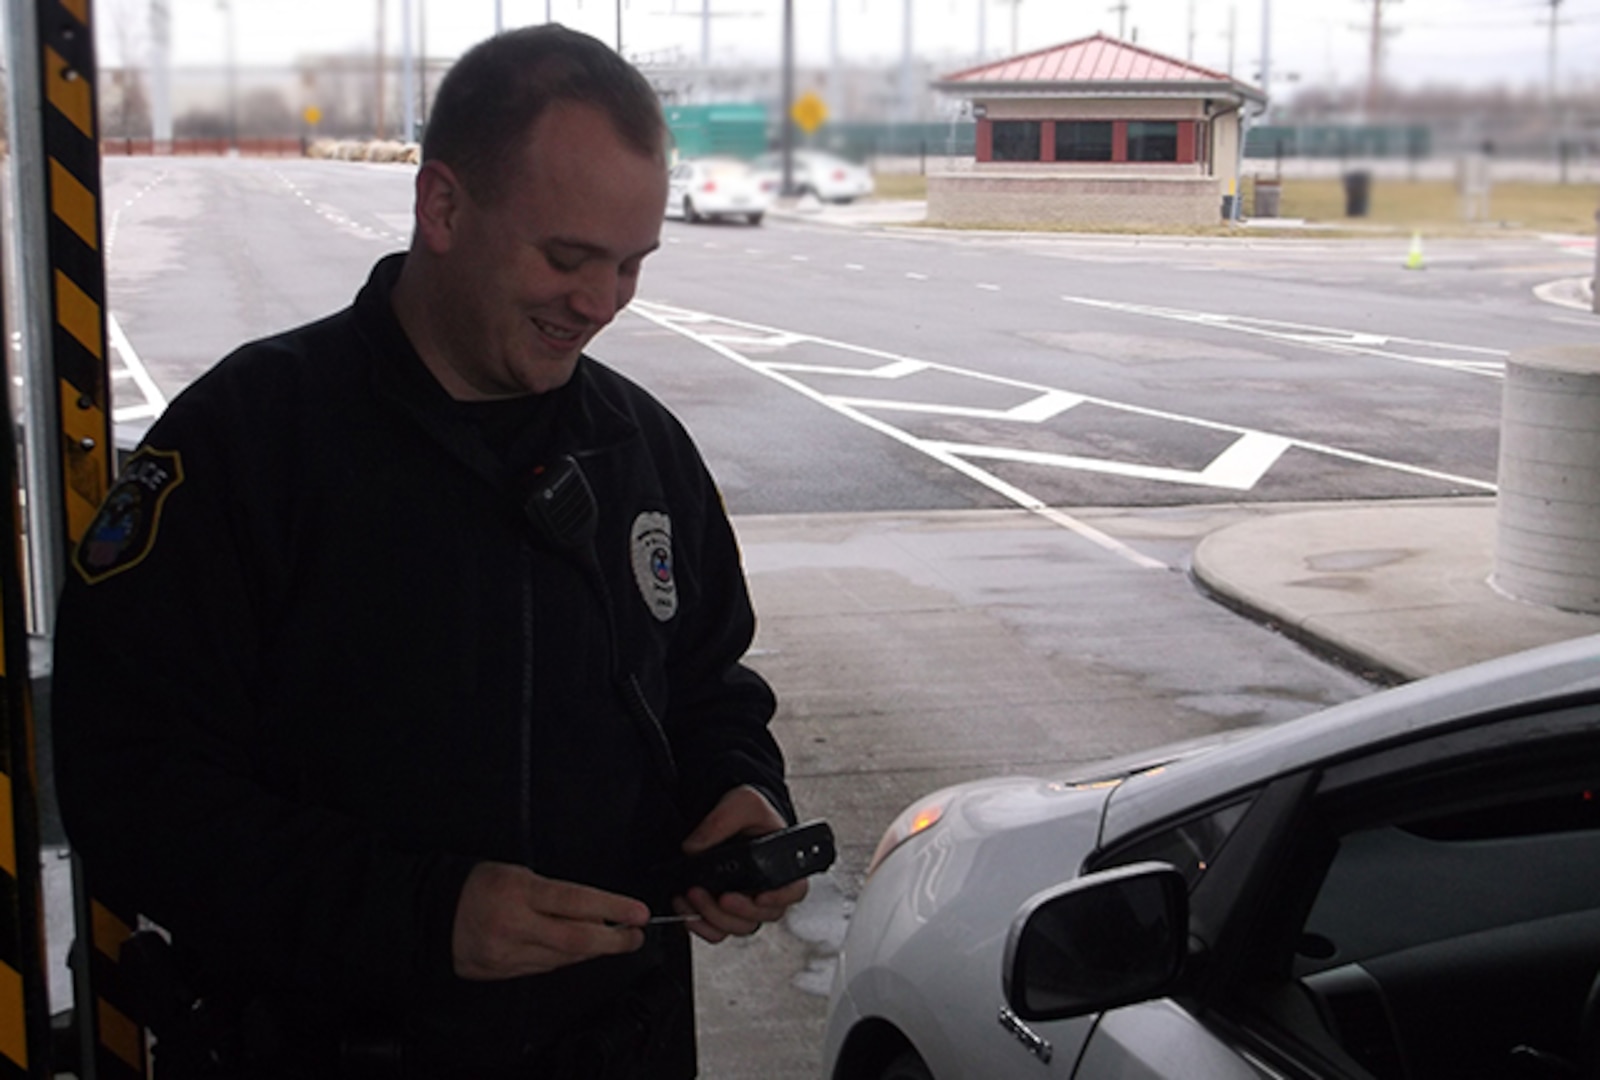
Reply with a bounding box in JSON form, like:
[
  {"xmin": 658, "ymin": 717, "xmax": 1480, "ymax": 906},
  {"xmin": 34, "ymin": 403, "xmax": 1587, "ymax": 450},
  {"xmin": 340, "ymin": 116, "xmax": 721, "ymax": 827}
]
[
  {"xmin": 629, "ymin": 511, "xmax": 677, "ymax": 622},
  {"xmin": 74, "ymin": 446, "xmax": 185, "ymax": 584}
]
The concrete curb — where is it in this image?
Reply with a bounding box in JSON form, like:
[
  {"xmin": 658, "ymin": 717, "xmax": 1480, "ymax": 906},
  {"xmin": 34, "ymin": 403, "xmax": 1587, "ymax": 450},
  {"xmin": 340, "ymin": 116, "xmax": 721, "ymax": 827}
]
[
  {"xmin": 1188, "ymin": 500, "xmax": 1600, "ymax": 687},
  {"xmin": 1190, "ymin": 535, "xmax": 1415, "ymax": 687}
]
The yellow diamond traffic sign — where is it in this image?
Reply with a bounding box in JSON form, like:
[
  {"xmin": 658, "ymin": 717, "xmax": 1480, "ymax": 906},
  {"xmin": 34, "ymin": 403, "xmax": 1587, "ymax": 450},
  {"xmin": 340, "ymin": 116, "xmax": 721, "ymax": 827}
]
[{"xmin": 791, "ymin": 92, "xmax": 828, "ymax": 135}]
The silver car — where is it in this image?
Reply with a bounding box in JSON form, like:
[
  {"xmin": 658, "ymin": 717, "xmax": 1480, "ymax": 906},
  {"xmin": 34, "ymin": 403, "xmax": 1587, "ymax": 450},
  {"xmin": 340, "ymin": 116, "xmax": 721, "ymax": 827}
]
[{"xmin": 823, "ymin": 634, "xmax": 1600, "ymax": 1079}]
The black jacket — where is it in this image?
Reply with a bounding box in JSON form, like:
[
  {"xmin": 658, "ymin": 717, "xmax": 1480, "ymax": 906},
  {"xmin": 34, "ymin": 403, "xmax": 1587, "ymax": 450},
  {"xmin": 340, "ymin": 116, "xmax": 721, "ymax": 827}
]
[{"xmin": 52, "ymin": 254, "xmax": 792, "ymax": 1074}]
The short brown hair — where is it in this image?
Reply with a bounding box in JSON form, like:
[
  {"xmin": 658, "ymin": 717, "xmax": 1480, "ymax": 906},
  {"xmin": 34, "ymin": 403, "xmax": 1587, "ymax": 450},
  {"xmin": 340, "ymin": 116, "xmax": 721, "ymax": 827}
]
[{"xmin": 422, "ymin": 24, "xmax": 666, "ymax": 204}]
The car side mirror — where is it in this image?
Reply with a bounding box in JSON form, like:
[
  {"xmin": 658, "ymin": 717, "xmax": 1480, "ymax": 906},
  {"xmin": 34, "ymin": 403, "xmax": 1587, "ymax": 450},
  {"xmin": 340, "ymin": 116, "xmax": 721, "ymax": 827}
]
[{"xmin": 1003, "ymin": 861, "xmax": 1188, "ymax": 1022}]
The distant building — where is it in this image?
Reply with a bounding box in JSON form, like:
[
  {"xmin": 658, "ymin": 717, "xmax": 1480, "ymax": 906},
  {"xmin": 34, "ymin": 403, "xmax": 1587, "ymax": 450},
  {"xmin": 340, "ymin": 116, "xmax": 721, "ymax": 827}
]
[{"xmin": 930, "ymin": 34, "xmax": 1267, "ymax": 228}]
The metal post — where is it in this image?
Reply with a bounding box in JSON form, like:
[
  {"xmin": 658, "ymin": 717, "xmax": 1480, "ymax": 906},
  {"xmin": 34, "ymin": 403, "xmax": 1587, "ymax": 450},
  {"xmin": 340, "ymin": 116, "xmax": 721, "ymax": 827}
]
[
  {"xmin": 0, "ymin": 60, "xmax": 52, "ymax": 1073},
  {"xmin": 0, "ymin": 9, "xmax": 55, "ymax": 1074},
  {"xmin": 13, "ymin": 0, "xmax": 146, "ymax": 1077},
  {"xmin": 2, "ymin": 0, "xmax": 62, "ymax": 637}
]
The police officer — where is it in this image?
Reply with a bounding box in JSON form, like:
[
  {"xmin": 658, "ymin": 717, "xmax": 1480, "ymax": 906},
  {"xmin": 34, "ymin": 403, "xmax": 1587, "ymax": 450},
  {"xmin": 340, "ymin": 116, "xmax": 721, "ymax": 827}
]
[{"xmin": 53, "ymin": 24, "xmax": 803, "ymax": 1079}]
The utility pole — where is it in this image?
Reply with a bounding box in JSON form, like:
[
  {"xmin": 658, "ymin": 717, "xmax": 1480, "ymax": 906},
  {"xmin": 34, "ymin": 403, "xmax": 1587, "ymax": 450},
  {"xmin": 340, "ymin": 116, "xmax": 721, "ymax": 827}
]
[
  {"xmin": 1187, "ymin": 0, "xmax": 1196, "ymax": 60},
  {"xmin": 1109, "ymin": 0, "xmax": 1129, "ymax": 39},
  {"xmin": 781, "ymin": 0, "xmax": 794, "ymax": 195},
  {"xmin": 402, "ymin": 0, "xmax": 415, "ymax": 141},
  {"xmin": 1361, "ymin": 0, "xmax": 1400, "ymax": 117},
  {"xmin": 219, "ymin": 0, "xmax": 237, "ymax": 149},
  {"xmin": 151, "ymin": 0, "xmax": 172, "ymax": 150},
  {"xmin": 375, "ymin": 0, "xmax": 386, "ymax": 139},
  {"xmin": 1546, "ymin": 0, "xmax": 1564, "ymax": 105},
  {"xmin": 899, "ymin": 0, "xmax": 914, "ymax": 122},
  {"xmin": 998, "ymin": 0, "xmax": 1021, "ymax": 54},
  {"xmin": 1227, "ymin": 4, "xmax": 1236, "ymax": 75},
  {"xmin": 830, "ymin": 0, "xmax": 839, "ymax": 92},
  {"xmin": 1259, "ymin": 0, "xmax": 1270, "ymax": 104},
  {"xmin": 978, "ymin": 0, "xmax": 987, "ymax": 61}
]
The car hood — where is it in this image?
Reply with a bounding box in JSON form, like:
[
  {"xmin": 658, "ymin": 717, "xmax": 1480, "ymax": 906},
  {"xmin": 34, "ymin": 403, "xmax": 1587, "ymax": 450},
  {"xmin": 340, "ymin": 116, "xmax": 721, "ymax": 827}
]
[{"xmin": 883, "ymin": 775, "xmax": 1114, "ymax": 922}]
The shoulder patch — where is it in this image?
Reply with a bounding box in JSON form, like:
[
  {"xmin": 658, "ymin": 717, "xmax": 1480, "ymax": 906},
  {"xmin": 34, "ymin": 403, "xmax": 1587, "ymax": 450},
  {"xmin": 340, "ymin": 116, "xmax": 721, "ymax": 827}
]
[
  {"xmin": 74, "ymin": 447, "xmax": 185, "ymax": 584},
  {"xmin": 629, "ymin": 510, "xmax": 677, "ymax": 622}
]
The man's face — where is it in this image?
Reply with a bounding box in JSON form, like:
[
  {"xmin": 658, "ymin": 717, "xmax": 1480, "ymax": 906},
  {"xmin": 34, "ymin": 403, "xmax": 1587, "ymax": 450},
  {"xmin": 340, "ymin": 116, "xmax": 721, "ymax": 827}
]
[{"xmin": 431, "ymin": 102, "xmax": 667, "ymax": 399}]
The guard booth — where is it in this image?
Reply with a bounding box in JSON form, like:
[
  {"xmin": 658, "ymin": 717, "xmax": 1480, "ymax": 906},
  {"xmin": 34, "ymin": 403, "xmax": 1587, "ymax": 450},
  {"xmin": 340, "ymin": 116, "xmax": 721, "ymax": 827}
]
[{"xmin": 3, "ymin": 0, "xmax": 152, "ymax": 1076}]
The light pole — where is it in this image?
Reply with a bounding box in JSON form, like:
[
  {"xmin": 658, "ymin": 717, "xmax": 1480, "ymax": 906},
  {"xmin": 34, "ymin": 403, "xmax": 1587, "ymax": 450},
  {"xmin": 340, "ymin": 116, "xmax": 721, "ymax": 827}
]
[
  {"xmin": 218, "ymin": 0, "xmax": 237, "ymax": 150},
  {"xmin": 781, "ymin": 0, "xmax": 794, "ymax": 196},
  {"xmin": 402, "ymin": 0, "xmax": 416, "ymax": 141}
]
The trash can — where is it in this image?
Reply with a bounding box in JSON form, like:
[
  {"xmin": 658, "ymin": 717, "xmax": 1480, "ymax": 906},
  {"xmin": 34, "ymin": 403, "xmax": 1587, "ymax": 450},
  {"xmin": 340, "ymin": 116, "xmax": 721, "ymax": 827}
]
[
  {"xmin": 1342, "ymin": 170, "xmax": 1372, "ymax": 217},
  {"xmin": 1221, "ymin": 194, "xmax": 1236, "ymax": 221},
  {"xmin": 1253, "ymin": 181, "xmax": 1281, "ymax": 218}
]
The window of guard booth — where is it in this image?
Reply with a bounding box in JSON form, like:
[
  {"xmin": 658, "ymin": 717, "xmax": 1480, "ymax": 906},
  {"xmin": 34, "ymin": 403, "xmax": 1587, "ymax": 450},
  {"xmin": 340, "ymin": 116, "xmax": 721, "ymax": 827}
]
[
  {"xmin": 1127, "ymin": 121, "xmax": 1179, "ymax": 162},
  {"xmin": 1055, "ymin": 121, "xmax": 1114, "ymax": 162},
  {"xmin": 991, "ymin": 120, "xmax": 1042, "ymax": 162}
]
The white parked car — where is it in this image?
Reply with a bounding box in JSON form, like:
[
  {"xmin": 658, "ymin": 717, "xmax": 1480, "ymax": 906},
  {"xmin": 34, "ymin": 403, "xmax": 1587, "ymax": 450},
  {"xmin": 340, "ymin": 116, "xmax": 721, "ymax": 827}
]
[
  {"xmin": 823, "ymin": 634, "xmax": 1600, "ymax": 1079},
  {"xmin": 752, "ymin": 150, "xmax": 875, "ymax": 204},
  {"xmin": 665, "ymin": 157, "xmax": 769, "ymax": 225}
]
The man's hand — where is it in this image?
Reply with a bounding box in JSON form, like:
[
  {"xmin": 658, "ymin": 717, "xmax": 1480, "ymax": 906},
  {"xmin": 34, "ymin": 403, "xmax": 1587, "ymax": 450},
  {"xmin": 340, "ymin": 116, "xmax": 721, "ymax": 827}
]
[
  {"xmin": 452, "ymin": 861, "xmax": 649, "ymax": 980},
  {"xmin": 674, "ymin": 785, "xmax": 809, "ymax": 944}
]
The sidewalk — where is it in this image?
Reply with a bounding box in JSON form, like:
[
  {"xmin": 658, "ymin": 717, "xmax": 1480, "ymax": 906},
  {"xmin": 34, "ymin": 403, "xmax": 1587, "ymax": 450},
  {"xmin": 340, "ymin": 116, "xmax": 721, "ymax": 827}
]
[{"xmin": 1191, "ymin": 497, "xmax": 1600, "ymax": 684}]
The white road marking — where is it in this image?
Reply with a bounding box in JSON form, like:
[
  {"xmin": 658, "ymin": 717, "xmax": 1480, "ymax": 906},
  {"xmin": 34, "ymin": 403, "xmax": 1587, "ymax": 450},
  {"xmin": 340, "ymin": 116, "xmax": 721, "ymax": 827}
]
[
  {"xmin": 632, "ymin": 302, "xmax": 1168, "ymax": 569},
  {"xmin": 906, "ymin": 272, "xmax": 929, "ymax": 281},
  {"xmin": 105, "ymin": 170, "xmax": 169, "ymax": 258},
  {"xmin": 845, "ymin": 263, "xmax": 865, "ymax": 271},
  {"xmin": 833, "ymin": 388, "xmax": 1083, "ymax": 424},
  {"xmin": 977, "ymin": 283, "xmax": 1002, "ymax": 291},
  {"xmin": 106, "ymin": 314, "xmax": 169, "ymax": 422},
  {"xmin": 766, "ymin": 358, "xmax": 927, "ymax": 379},
  {"xmin": 929, "ymin": 430, "xmax": 1293, "ymax": 491},
  {"xmin": 1061, "ymin": 295, "xmax": 1508, "ymax": 377},
  {"xmin": 629, "ymin": 301, "xmax": 1495, "ymax": 568}
]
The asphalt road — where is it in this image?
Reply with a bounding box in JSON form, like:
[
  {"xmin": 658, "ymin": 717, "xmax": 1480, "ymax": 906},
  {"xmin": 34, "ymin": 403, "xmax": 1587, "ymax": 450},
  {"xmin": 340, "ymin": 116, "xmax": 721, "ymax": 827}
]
[{"xmin": 66, "ymin": 156, "xmax": 1596, "ymax": 1077}]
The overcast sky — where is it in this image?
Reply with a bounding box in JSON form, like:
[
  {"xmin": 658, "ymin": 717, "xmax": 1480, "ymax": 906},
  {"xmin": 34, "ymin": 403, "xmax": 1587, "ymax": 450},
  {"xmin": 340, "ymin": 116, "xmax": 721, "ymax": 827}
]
[{"xmin": 96, "ymin": 0, "xmax": 1600, "ymax": 98}]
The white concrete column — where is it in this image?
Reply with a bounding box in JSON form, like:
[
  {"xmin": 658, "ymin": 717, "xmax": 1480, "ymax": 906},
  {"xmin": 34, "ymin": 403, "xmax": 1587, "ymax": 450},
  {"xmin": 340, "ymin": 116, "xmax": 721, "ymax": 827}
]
[
  {"xmin": 1592, "ymin": 208, "xmax": 1598, "ymax": 314},
  {"xmin": 1494, "ymin": 344, "xmax": 1600, "ymax": 612}
]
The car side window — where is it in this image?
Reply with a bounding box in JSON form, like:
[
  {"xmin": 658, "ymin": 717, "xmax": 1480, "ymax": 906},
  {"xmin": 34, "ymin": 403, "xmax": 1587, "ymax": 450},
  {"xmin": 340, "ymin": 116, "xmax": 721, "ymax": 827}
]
[{"xmin": 1281, "ymin": 727, "xmax": 1600, "ymax": 1080}]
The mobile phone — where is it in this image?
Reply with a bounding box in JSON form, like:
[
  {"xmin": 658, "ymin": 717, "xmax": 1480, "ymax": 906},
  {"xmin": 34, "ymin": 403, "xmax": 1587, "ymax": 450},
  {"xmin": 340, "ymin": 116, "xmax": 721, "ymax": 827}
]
[{"xmin": 664, "ymin": 820, "xmax": 836, "ymax": 896}]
